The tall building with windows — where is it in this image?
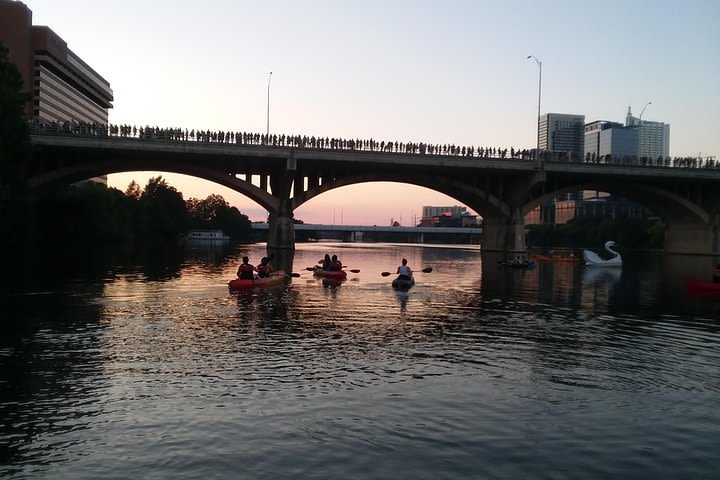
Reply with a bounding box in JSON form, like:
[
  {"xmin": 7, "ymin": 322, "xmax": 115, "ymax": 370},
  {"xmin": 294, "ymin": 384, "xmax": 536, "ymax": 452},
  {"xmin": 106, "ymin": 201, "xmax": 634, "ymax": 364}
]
[
  {"xmin": 0, "ymin": 0, "xmax": 113, "ymax": 183},
  {"xmin": 538, "ymin": 113, "xmax": 585, "ymax": 156},
  {"xmin": 526, "ymin": 113, "xmax": 585, "ymax": 225},
  {"xmin": 584, "ymin": 120, "xmax": 638, "ymax": 161},
  {"xmin": 625, "ymin": 106, "xmax": 670, "ymax": 159}
]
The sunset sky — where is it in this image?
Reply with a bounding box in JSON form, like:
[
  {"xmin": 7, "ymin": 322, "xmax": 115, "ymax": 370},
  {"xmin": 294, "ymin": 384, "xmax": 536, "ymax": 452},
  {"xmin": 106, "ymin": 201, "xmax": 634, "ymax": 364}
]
[{"xmin": 24, "ymin": 0, "xmax": 720, "ymax": 225}]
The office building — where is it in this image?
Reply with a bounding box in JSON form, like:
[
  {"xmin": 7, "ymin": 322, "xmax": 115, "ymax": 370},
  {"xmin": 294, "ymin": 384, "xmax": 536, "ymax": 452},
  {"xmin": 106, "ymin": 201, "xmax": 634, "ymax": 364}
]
[
  {"xmin": 625, "ymin": 106, "xmax": 670, "ymax": 159},
  {"xmin": 526, "ymin": 113, "xmax": 585, "ymax": 225},
  {"xmin": 538, "ymin": 113, "xmax": 585, "ymax": 156},
  {"xmin": 0, "ymin": 0, "xmax": 113, "ymax": 184},
  {"xmin": 419, "ymin": 206, "xmax": 480, "ymax": 228},
  {"xmin": 584, "ymin": 120, "xmax": 638, "ymax": 161}
]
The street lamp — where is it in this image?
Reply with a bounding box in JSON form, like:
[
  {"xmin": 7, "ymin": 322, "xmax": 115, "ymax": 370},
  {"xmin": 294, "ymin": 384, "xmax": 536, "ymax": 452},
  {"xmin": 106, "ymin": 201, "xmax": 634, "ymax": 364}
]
[
  {"xmin": 638, "ymin": 101, "xmax": 652, "ymax": 159},
  {"xmin": 266, "ymin": 71, "xmax": 272, "ymax": 136},
  {"xmin": 527, "ymin": 55, "xmax": 542, "ymax": 157}
]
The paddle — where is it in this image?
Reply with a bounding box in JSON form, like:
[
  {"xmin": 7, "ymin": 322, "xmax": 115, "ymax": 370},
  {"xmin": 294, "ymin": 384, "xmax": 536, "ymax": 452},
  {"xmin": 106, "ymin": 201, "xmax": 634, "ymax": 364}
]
[
  {"xmin": 290, "ymin": 272, "xmax": 301, "ymax": 278},
  {"xmin": 381, "ymin": 267, "xmax": 431, "ymax": 276}
]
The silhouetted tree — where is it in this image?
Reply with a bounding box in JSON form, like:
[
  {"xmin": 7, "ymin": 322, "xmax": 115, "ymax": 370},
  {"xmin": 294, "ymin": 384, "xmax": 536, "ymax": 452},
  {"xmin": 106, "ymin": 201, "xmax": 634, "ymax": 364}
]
[
  {"xmin": 137, "ymin": 176, "xmax": 188, "ymax": 242},
  {"xmin": 187, "ymin": 193, "xmax": 252, "ymax": 241},
  {"xmin": 124, "ymin": 180, "xmax": 142, "ymax": 200},
  {"xmin": 0, "ymin": 42, "xmax": 32, "ymax": 262}
]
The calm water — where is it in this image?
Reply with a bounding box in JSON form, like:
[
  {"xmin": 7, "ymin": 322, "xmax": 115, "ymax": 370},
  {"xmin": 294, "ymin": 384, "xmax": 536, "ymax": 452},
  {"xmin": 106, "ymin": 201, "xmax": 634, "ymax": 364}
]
[{"xmin": 1, "ymin": 243, "xmax": 719, "ymax": 479}]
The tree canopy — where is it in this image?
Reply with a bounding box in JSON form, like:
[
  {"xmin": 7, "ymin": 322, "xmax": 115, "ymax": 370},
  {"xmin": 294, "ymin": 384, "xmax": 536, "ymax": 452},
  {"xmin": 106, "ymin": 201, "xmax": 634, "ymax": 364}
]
[{"xmin": 0, "ymin": 42, "xmax": 32, "ymax": 262}]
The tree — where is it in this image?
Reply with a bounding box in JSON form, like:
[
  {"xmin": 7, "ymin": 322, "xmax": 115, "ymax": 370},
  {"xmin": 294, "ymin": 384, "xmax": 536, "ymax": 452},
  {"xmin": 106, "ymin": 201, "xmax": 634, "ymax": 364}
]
[
  {"xmin": 124, "ymin": 180, "xmax": 142, "ymax": 200},
  {"xmin": 186, "ymin": 193, "xmax": 229, "ymax": 228},
  {"xmin": 33, "ymin": 183, "xmax": 136, "ymax": 247},
  {"xmin": 137, "ymin": 176, "xmax": 188, "ymax": 241},
  {"xmin": 0, "ymin": 42, "xmax": 32, "ymax": 260},
  {"xmin": 186, "ymin": 193, "xmax": 252, "ymax": 240}
]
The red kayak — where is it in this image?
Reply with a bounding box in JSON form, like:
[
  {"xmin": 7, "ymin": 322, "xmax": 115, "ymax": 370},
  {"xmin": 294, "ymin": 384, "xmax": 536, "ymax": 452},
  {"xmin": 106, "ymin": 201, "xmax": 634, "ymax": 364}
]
[
  {"xmin": 228, "ymin": 271, "xmax": 286, "ymax": 291},
  {"xmin": 686, "ymin": 278, "xmax": 720, "ymax": 295},
  {"xmin": 313, "ymin": 267, "xmax": 347, "ymax": 281}
]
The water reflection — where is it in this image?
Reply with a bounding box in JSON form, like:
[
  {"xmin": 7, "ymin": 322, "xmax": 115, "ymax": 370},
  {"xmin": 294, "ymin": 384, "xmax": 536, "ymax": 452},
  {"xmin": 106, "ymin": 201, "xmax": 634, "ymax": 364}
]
[
  {"xmin": 0, "ymin": 286, "xmax": 107, "ymax": 467},
  {"xmin": 2, "ymin": 243, "xmax": 720, "ymax": 479}
]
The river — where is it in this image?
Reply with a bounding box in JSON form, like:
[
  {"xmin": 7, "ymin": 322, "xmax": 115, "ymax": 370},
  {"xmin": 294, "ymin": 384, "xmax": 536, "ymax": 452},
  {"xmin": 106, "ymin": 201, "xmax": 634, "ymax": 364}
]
[{"xmin": 1, "ymin": 242, "xmax": 719, "ymax": 479}]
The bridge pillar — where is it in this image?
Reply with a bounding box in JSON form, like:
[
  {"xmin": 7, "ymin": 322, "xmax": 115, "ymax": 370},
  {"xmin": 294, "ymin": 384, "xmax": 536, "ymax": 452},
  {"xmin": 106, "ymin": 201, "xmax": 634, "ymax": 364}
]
[
  {"xmin": 480, "ymin": 210, "xmax": 526, "ymax": 253},
  {"xmin": 267, "ymin": 172, "xmax": 295, "ymax": 251},
  {"xmin": 664, "ymin": 215, "xmax": 719, "ymax": 255}
]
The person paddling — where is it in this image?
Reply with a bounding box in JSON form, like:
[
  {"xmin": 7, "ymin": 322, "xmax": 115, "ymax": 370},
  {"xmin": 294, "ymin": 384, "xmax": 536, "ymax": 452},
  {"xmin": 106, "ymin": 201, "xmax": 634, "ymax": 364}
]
[
  {"xmin": 396, "ymin": 258, "xmax": 413, "ymax": 281},
  {"xmin": 237, "ymin": 256, "xmax": 257, "ymax": 280}
]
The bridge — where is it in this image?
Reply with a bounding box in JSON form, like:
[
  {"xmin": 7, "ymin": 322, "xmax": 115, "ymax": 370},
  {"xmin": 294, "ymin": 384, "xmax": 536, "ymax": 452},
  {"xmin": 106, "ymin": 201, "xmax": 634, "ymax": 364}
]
[
  {"xmin": 251, "ymin": 223, "xmax": 483, "ymax": 243},
  {"xmin": 27, "ymin": 123, "xmax": 720, "ymax": 256}
]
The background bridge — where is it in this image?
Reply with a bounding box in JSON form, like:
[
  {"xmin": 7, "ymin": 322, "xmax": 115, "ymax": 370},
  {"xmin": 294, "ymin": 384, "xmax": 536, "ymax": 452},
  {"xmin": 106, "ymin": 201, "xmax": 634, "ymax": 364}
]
[
  {"xmin": 28, "ymin": 125, "xmax": 720, "ymax": 256},
  {"xmin": 251, "ymin": 223, "xmax": 483, "ymax": 243}
]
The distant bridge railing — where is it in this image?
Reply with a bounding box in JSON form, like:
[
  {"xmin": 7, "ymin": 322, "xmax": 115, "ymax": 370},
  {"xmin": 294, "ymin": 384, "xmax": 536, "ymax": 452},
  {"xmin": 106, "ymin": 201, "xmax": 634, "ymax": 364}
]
[
  {"xmin": 251, "ymin": 223, "xmax": 483, "ymax": 234},
  {"xmin": 28, "ymin": 120, "xmax": 718, "ymax": 170}
]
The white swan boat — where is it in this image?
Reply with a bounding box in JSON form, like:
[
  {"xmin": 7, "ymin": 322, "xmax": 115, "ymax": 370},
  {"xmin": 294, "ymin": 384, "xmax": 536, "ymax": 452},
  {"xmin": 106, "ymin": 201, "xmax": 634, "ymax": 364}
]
[{"xmin": 583, "ymin": 241, "xmax": 622, "ymax": 267}]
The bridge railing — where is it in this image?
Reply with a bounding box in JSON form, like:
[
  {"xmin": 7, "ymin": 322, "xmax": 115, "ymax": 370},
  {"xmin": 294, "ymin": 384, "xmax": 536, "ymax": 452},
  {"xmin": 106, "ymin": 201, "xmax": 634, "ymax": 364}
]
[{"xmin": 28, "ymin": 119, "xmax": 718, "ymax": 170}]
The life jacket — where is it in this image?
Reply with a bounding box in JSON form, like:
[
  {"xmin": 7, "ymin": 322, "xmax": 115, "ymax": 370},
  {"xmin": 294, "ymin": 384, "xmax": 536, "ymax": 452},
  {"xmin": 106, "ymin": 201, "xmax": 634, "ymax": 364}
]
[
  {"xmin": 238, "ymin": 263, "xmax": 254, "ymax": 279},
  {"xmin": 329, "ymin": 260, "xmax": 342, "ymax": 271}
]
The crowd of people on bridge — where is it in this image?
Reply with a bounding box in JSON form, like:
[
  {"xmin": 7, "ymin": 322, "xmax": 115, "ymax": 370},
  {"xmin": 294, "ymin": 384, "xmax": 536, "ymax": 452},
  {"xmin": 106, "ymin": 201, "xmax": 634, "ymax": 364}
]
[{"xmin": 28, "ymin": 118, "xmax": 718, "ymax": 169}]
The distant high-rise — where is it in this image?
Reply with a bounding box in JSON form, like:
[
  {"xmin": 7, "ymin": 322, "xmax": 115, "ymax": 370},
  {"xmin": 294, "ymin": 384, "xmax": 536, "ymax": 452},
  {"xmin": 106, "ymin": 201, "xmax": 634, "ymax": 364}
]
[
  {"xmin": 0, "ymin": 0, "xmax": 113, "ymax": 184},
  {"xmin": 538, "ymin": 113, "xmax": 585, "ymax": 156},
  {"xmin": 625, "ymin": 106, "xmax": 670, "ymax": 159},
  {"xmin": 584, "ymin": 120, "xmax": 638, "ymax": 161}
]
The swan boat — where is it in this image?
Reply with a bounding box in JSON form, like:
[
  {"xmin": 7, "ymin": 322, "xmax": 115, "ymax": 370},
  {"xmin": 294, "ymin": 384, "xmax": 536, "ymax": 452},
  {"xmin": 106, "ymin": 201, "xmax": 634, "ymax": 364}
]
[{"xmin": 583, "ymin": 241, "xmax": 622, "ymax": 267}]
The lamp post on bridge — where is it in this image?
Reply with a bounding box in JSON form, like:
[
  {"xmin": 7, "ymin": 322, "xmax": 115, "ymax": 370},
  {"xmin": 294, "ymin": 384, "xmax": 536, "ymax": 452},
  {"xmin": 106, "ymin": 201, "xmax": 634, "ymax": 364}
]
[
  {"xmin": 637, "ymin": 101, "xmax": 652, "ymax": 161},
  {"xmin": 266, "ymin": 71, "xmax": 272, "ymax": 137},
  {"xmin": 527, "ymin": 55, "xmax": 542, "ymax": 161}
]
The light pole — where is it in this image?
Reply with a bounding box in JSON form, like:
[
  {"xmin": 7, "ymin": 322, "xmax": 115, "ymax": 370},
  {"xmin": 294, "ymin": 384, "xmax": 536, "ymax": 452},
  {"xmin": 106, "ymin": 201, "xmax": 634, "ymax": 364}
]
[
  {"xmin": 638, "ymin": 101, "xmax": 652, "ymax": 159},
  {"xmin": 266, "ymin": 71, "xmax": 272, "ymax": 136},
  {"xmin": 527, "ymin": 55, "xmax": 542, "ymax": 157}
]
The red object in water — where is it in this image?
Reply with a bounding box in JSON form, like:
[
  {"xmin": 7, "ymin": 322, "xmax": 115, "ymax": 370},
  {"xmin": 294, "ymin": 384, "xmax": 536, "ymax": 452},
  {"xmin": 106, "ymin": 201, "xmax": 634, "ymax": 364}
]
[
  {"xmin": 312, "ymin": 267, "xmax": 347, "ymax": 280},
  {"xmin": 686, "ymin": 278, "xmax": 720, "ymax": 295},
  {"xmin": 228, "ymin": 271, "xmax": 286, "ymax": 291}
]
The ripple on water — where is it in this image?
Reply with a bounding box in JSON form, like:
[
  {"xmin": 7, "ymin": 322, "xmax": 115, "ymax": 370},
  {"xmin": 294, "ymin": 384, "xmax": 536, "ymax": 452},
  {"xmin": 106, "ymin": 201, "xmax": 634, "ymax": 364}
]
[{"xmin": 2, "ymin": 245, "xmax": 720, "ymax": 479}]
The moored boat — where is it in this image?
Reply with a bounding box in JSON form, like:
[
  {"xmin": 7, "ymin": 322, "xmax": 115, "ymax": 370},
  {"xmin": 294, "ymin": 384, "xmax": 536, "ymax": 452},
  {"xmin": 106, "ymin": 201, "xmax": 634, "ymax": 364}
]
[
  {"xmin": 686, "ymin": 278, "xmax": 720, "ymax": 295},
  {"xmin": 391, "ymin": 275, "xmax": 415, "ymax": 290},
  {"xmin": 312, "ymin": 267, "xmax": 347, "ymax": 281},
  {"xmin": 534, "ymin": 255, "xmax": 579, "ymax": 263},
  {"xmin": 228, "ymin": 271, "xmax": 286, "ymax": 291},
  {"xmin": 186, "ymin": 229, "xmax": 230, "ymax": 243}
]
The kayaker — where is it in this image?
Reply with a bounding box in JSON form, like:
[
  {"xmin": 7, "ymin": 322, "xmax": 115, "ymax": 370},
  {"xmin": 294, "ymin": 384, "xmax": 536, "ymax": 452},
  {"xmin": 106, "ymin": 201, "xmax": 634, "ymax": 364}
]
[
  {"xmin": 322, "ymin": 254, "xmax": 331, "ymax": 270},
  {"xmin": 237, "ymin": 256, "xmax": 257, "ymax": 280},
  {"xmin": 713, "ymin": 264, "xmax": 720, "ymax": 283},
  {"xmin": 328, "ymin": 255, "xmax": 342, "ymax": 271},
  {"xmin": 396, "ymin": 258, "xmax": 413, "ymax": 281},
  {"xmin": 257, "ymin": 257, "xmax": 270, "ymax": 278}
]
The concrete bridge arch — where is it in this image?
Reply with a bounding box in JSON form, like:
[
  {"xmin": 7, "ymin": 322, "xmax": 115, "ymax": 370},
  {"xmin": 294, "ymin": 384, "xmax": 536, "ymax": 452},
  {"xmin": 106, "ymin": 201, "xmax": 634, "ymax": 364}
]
[
  {"xmin": 523, "ymin": 181, "xmax": 719, "ymax": 254},
  {"xmin": 29, "ymin": 161, "xmax": 280, "ymax": 213},
  {"xmin": 291, "ymin": 172, "xmax": 531, "ymax": 252}
]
